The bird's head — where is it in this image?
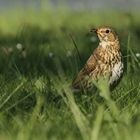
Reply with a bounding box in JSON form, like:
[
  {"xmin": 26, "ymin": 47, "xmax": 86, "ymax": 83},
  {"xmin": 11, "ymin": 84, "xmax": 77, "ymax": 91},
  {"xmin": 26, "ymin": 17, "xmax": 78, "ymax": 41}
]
[{"xmin": 90, "ymin": 26, "xmax": 118, "ymax": 42}]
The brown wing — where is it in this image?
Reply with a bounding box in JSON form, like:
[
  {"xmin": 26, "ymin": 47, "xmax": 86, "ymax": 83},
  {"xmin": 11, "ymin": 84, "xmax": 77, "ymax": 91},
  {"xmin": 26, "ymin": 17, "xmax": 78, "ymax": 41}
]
[{"xmin": 72, "ymin": 47, "xmax": 103, "ymax": 90}]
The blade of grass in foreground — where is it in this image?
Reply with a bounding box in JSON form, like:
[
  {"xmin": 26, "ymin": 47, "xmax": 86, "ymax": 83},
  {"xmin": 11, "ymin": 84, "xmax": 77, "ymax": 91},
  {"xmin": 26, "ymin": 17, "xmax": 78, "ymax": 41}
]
[
  {"xmin": 90, "ymin": 106, "xmax": 104, "ymax": 140},
  {"xmin": 0, "ymin": 79, "xmax": 27, "ymax": 110},
  {"xmin": 92, "ymin": 76, "xmax": 119, "ymax": 118},
  {"xmin": 54, "ymin": 78, "xmax": 90, "ymax": 140},
  {"xmin": 16, "ymin": 78, "xmax": 45, "ymax": 140}
]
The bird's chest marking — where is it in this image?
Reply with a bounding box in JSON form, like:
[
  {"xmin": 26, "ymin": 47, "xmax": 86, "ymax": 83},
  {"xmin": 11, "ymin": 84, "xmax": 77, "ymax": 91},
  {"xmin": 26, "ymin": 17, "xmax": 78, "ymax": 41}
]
[
  {"xmin": 109, "ymin": 62, "xmax": 123, "ymax": 84},
  {"xmin": 99, "ymin": 41, "xmax": 113, "ymax": 48}
]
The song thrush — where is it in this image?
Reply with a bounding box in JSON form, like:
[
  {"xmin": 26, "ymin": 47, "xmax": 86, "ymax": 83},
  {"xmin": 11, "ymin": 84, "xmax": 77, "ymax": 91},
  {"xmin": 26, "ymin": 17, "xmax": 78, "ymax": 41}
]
[{"xmin": 72, "ymin": 26, "xmax": 123, "ymax": 90}]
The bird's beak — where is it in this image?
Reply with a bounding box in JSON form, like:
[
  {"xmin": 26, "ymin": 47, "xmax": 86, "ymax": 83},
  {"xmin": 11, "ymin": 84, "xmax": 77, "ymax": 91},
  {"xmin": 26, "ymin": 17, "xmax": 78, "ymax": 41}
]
[{"xmin": 90, "ymin": 28, "xmax": 97, "ymax": 33}]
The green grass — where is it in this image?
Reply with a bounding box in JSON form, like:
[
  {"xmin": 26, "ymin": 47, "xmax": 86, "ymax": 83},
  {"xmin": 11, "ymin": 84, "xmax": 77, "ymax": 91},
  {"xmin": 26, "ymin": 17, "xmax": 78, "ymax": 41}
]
[{"xmin": 0, "ymin": 8, "xmax": 140, "ymax": 140}]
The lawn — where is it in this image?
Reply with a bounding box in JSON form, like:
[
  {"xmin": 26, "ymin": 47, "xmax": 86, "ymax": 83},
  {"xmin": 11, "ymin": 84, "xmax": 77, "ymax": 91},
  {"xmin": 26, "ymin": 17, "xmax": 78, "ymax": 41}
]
[{"xmin": 0, "ymin": 7, "xmax": 140, "ymax": 140}]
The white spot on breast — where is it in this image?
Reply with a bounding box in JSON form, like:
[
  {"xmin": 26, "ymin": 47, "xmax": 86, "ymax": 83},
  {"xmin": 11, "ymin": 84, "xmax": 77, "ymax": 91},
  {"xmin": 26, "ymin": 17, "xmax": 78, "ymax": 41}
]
[
  {"xmin": 99, "ymin": 41, "xmax": 113, "ymax": 48},
  {"xmin": 109, "ymin": 62, "xmax": 123, "ymax": 84}
]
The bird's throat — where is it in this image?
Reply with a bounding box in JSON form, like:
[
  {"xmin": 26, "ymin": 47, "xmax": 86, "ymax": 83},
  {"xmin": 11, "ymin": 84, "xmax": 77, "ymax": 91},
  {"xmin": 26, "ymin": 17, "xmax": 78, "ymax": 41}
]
[
  {"xmin": 99, "ymin": 40, "xmax": 119, "ymax": 50},
  {"xmin": 99, "ymin": 41, "xmax": 112, "ymax": 48}
]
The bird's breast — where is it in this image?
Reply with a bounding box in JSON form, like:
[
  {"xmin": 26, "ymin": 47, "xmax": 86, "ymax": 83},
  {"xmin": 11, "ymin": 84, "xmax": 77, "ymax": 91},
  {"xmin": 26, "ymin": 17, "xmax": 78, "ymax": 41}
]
[{"xmin": 109, "ymin": 61, "xmax": 123, "ymax": 85}]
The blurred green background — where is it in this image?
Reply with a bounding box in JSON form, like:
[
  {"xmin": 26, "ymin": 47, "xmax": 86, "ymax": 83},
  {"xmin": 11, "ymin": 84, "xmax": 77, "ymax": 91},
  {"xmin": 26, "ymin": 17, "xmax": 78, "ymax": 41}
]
[{"xmin": 0, "ymin": 0, "xmax": 140, "ymax": 140}]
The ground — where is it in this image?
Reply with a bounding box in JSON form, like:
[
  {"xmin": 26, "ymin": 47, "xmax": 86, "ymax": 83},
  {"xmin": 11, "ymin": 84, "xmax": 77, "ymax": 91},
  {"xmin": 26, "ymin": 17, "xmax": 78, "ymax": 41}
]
[{"xmin": 0, "ymin": 9, "xmax": 140, "ymax": 140}]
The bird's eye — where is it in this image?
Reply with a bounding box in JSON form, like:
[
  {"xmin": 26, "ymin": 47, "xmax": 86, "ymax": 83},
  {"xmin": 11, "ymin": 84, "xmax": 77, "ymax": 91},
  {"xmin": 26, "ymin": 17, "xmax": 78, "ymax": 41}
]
[{"xmin": 106, "ymin": 30, "xmax": 110, "ymax": 33}]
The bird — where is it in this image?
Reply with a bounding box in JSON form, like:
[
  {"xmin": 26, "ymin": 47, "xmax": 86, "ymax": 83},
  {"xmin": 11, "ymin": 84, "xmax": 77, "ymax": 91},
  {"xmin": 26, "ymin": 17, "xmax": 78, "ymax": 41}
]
[{"xmin": 72, "ymin": 26, "xmax": 124, "ymax": 91}]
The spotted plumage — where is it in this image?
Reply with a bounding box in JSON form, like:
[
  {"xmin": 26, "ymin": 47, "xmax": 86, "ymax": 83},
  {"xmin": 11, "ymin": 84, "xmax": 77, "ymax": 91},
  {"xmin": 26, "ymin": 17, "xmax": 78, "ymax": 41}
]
[{"xmin": 72, "ymin": 26, "xmax": 123, "ymax": 90}]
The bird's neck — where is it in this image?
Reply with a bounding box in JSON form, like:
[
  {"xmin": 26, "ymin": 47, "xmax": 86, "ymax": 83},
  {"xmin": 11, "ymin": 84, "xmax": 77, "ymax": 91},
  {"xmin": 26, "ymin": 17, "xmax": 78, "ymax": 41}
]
[{"xmin": 99, "ymin": 39, "xmax": 120, "ymax": 50}]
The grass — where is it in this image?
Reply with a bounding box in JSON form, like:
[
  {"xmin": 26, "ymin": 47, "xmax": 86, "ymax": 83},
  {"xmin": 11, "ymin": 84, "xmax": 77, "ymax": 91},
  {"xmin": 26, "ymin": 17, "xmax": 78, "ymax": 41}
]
[{"xmin": 0, "ymin": 7, "xmax": 140, "ymax": 140}]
